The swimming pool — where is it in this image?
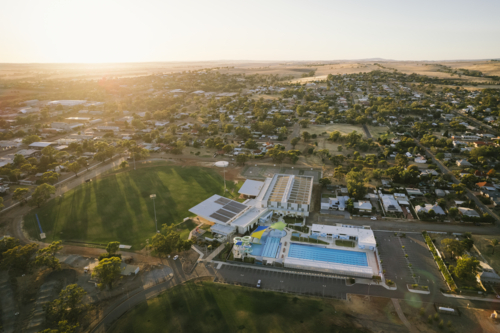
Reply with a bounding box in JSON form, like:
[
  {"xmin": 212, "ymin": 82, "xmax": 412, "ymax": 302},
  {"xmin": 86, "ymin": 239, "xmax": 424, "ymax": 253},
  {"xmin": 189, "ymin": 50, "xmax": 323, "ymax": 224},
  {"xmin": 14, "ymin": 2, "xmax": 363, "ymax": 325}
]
[{"xmin": 288, "ymin": 243, "xmax": 368, "ymax": 266}]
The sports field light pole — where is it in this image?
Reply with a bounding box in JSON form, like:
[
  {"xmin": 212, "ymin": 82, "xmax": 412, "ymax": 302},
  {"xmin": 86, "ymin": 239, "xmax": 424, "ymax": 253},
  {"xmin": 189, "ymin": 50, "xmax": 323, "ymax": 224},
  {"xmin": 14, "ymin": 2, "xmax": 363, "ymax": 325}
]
[{"xmin": 150, "ymin": 194, "xmax": 158, "ymax": 233}]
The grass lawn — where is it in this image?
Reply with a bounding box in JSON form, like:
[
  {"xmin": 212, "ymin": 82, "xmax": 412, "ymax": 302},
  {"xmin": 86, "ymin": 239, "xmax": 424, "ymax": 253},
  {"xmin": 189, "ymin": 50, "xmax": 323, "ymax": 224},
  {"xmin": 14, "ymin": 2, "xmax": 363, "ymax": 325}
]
[
  {"xmin": 367, "ymin": 125, "xmax": 394, "ymax": 140},
  {"xmin": 472, "ymin": 235, "xmax": 500, "ymax": 273},
  {"xmin": 335, "ymin": 240, "xmax": 355, "ymax": 248},
  {"xmin": 109, "ymin": 281, "xmax": 368, "ymax": 333},
  {"xmin": 25, "ymin": 166, "xmax": 240, "ymax": 249}
]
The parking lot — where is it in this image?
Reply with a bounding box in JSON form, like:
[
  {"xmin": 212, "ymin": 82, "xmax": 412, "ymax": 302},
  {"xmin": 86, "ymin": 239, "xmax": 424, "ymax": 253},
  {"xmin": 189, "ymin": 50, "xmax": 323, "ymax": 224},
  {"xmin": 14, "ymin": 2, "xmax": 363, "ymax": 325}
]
[
  {"xmin": 375, "ymin": 231, "xmax": 446, "ymax": 292},
  {"xmin": 214, "ymin": 264, "xmax": 348, "ymax": 300}
]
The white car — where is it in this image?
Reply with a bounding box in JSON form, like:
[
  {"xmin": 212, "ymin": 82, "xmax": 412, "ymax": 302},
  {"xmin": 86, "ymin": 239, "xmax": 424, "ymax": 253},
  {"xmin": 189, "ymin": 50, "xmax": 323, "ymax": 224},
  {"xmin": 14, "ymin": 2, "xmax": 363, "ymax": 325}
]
[
  {"xmin": 371, "ymin": 217, "xmax": 377, "ymax": 220},
  {"xmin": 256, "ymin": 280, "xmax": 261, "ymax": 288},
  {"xmin": 173, "ymin": 255, "xmax": 179, "ymax": 260}
]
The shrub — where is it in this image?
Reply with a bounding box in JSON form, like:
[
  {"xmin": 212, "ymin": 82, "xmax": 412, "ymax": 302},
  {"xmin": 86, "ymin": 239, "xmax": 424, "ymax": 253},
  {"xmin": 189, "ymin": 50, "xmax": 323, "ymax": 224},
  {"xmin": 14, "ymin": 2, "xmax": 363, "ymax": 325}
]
[
  {"xmin": 386, "ymin": 279, "xmax": 394, "ymax": 286},
  {"xmin": 419, "ymin": 307, "xmax": 425, "ymax": 316},
  {"xmin": 438, "ymin": 319, "xmax": 444, "ymax": 329}
]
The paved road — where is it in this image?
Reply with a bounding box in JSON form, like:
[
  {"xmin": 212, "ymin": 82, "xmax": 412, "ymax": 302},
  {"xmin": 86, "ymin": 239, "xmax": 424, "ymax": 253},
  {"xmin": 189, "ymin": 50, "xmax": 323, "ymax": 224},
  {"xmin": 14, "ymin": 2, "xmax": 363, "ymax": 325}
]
[
  {"xmin": 315, "ymin": 214, "xmax": 499, "ymax": 235},
  {"xmin": 213, "ymin": 262, "xmax": 500, "ymax": 311}
]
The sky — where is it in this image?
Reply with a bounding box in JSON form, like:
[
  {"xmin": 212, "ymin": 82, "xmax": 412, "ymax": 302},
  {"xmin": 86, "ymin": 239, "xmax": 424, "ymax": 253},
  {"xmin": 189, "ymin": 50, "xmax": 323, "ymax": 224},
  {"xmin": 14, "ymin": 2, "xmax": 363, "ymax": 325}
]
[{"xmin": 0, "ymin": 0, "xmax": 499, "ymax": 63}]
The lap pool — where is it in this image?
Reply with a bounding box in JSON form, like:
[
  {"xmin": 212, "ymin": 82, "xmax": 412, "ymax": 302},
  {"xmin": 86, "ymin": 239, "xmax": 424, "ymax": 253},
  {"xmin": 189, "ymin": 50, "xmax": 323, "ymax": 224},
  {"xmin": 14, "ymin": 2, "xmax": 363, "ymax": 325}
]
[{"xmin": 288, "ymin": 243, "xmax": 368, "ymax": 266}]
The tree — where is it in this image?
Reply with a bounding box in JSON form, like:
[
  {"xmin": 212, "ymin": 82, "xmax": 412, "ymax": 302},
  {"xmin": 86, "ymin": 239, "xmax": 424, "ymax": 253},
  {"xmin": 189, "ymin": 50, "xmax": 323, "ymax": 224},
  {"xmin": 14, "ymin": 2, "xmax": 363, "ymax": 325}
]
[
  {"xmin": 222, "ymin": 144, "xmax": 234, "ymax": 154},
  {"xmin": 67, "ymin": 162, "xmax": 80, "ymax": 176},
  {"xmin": 441, "ymin": 238, "xmax": 464, "ymax": 258},
  {"xmin": 22, "ymin": 134, "xmax": 41, "ymax": 145},
  {"xmin": 333, "ymin": 166, "xmax": 345, "ymax": 181},
  {"xmin": 41, "ymin": 171, "xmax": 59, "ymax": 184},
  {"xmin": 245, "ymin": 139, "xmax": 258, "ymax": 149},
  {"xmin": 492, "ymin": 239, "xmax": 499, "ymax": 254},
  {"xmin": 437, "ymin": 198, "xmax": 447, "ymax": 209},
  {"xmin": 152, "ymin": 224, "xmax": 193, "ymax": 256},
  {"xmin": 76, "ymin": 157, "xmax": 88, "ymax": 171},
  {"xmin": 345, "ymin": 171, "xmax": 368, "ymax": 199},
  {"xmin": 436, "ymin": 152, "xmax": 445, "ymax": 160},
  {"xmin": 302, "ymin": 131, "xmax": 311, "ymax": 142},
  {"xmin": 448, "ymin": 207, "xmax": 458, "ymax": 219},
  {"xmin": 319, "ymin": 177, "xmax": 332, "ymax": 188},
  {"xmin": 1, "ymin": 243, "xmax": 38, "ymax": 274},
  {"xmin": 45, "ymin": 284, "xmax": 89, "ymax": 328},
  {"xmin": 0, "ymin": 236, "xmax": 20, "ymax": 260},
  {"xmin": 0, "ymin": 196, "xmax": 3, "ymax": 210},
  {"xmin": 299, "ymin": 119, "xmax": 310, "ymax": 128},
  {"xmin": 106, "ymin": 241, "xmax": 120, "ymax": 255},
  {"xmin": 92, "ymin": 257, "xmax": 122, "ymax": 289},
  {"xmin": 236, "ymin": 153, "xmax": 251, "ymax": 166},
  {"xmin": 35, "ymin": 241, "xmax": 63, "ymax": 271},
  {"xmin": 395, "ymin": 154, "xmax": 409, "ymax": 167},
  {"xmin": 290, "ymin": 137, "xmax": 300, "ymax": 148},
  {"xmin": 337, "ymin": 145, "xmax": 343, "ymax": 152},
  {"xmin": 120, "ymin": 161, "xmax": 129, "ymax": 168},
  {"xmin": 452, "ymin": 255, "xmax": 480, "ymax": 281},
  {"xmin": 40, "ymin": 320, "xmax": 79, "ymax": 333},
  {"xmin": 30, "ymin": 183, "xmax": 56, "ymax": 207}
]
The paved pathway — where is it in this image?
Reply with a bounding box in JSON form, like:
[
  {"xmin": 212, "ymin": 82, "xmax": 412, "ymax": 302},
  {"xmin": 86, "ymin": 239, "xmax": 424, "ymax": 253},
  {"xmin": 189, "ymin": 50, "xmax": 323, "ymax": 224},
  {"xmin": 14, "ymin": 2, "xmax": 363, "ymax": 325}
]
[
  {"xmin": 391, "ymin": 298, "xmax": 417, "ymax": 333},
  {"xmin": 204, "ymin": 243, "xmax": 225, "ymax": 261}
]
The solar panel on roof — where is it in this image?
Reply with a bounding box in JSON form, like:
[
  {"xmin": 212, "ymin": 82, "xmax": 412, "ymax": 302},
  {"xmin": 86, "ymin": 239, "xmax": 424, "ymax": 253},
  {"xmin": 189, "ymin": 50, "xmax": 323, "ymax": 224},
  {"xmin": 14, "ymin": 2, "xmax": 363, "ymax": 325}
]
[
  {"xmin": 215, "ymin": 197, "xmax": 231, "ymax": 205},
  {"xmin": 210, "ymin": 212, "xmax": 230, "ymax": 223},
  {"xmin": 223, "ymin": 204, "xmax": 244, "ymax": 213},
  {"xmin": 215, "ymin": 208, "xmax": 236, "ymax": 218},
  {"xmin": 226, "ymin": 202, "xmax": 246, "ymax": 210}
]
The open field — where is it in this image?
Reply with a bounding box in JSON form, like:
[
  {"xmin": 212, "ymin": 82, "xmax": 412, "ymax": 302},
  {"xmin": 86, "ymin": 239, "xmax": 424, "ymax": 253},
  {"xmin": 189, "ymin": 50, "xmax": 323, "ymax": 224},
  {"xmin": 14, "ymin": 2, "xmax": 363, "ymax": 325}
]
[
  {"xmin": 472, "ymin": 235, "xmax": 500, "ymax": 273},
  {"xmin": 366, "ymin": 125, "xmax": 393, "ymax": 140},
  {"xmin": 301, "ymin": 123, "xmax": 366, "ymax": 137},
  {"xmin": 25, "ymin": 166, "xmax": 240, "ymax": 249},
  {"xmin": 110, "ymin": 281, "xmax": 402, "ymax": 333}
]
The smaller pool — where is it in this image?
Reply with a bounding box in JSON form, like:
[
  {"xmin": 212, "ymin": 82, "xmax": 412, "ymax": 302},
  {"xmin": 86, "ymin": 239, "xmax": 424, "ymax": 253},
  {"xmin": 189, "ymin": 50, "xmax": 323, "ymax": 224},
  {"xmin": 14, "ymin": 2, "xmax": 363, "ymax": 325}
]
[
  {"xmin": 288, "ymin": 243, "xmax": 368, "ymax": 266},
  {"xmin": 250, "ymin": 244, "xmax": 263, "ymax": 256}
]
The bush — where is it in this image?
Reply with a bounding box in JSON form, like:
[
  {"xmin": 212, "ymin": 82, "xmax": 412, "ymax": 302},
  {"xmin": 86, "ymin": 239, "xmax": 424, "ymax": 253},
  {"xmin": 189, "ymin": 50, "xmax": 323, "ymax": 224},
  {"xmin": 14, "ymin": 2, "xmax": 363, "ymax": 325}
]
[
  {"xmin": 422, "ymin": 231, "xmax": 457, "ymax": 291},
  {"xmin": 386, "ymin": 279, "xmax": 394, "ymax": 286},
  {"xmin": 419, "ymin": 307, "xmax": 425, "ymax": 316}
]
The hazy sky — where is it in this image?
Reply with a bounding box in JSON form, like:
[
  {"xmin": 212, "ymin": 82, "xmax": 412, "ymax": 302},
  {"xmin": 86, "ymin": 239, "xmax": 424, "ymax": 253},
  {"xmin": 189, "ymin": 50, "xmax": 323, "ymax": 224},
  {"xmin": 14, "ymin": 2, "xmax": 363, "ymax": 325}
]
[{"xmin": 1, "ymin": 0, "xmax": 499, "ymax": 63}]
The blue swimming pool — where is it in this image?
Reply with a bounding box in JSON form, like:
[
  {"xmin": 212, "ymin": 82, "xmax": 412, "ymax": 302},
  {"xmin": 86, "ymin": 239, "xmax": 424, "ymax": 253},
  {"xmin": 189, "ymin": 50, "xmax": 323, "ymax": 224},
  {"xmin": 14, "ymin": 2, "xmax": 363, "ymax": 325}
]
[{"xmin": 288, "ymin": 243, "xmax": 368, "ymax": 266}]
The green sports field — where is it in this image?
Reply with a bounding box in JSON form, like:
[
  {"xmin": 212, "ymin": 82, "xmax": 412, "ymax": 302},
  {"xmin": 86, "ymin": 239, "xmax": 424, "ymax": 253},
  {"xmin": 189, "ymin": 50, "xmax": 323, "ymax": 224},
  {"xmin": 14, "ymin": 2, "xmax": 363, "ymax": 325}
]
[
  {"xmin": 109, "ymin": 281, "xmax": 367, "ymax": 333},
  {"xmin": 25, "ymin": 166, "xmax": 240, "ymax": 249}
]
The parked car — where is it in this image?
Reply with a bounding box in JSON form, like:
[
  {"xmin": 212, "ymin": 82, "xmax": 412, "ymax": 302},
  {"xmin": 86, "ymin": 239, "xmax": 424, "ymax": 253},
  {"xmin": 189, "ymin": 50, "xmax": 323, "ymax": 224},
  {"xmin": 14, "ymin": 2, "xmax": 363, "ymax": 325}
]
[
  {"xmin": 256, "ymin": 280, "xmax": 261, "ymax": 288},
  {"xmin": 173, "ymin": 255, "xmax": 179, "ymax": 260},
  {"xmin": 370, "ymin": 217, "xmax": 377, "ymax": 220}
]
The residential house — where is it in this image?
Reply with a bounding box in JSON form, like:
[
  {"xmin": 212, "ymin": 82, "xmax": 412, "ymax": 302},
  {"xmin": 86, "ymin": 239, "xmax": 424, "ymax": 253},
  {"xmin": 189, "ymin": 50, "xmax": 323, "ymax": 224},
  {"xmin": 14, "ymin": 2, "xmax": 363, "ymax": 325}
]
[{"xmin": 456, "ymin": 159, "xmax": 473, "ymax": 167}]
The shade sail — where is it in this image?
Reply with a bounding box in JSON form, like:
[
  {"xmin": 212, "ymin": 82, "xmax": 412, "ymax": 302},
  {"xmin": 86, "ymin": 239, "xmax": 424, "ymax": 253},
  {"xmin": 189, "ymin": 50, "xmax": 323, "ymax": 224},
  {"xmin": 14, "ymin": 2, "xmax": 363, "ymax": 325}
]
[
  {"xmin": 270, "ymin": 221, "xmax": 286, "ymax": 231},
  {"xmin": 251, "ymin": 226, "xmax": 268, "ymax": 239}
]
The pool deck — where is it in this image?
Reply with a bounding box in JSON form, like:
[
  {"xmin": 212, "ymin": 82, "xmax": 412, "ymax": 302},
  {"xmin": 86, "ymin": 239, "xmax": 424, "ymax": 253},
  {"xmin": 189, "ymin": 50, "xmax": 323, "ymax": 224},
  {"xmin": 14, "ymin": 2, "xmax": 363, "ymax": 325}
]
[{"xmin": 276, "ymin": 228, "xmax": 379, "ymax": 277}]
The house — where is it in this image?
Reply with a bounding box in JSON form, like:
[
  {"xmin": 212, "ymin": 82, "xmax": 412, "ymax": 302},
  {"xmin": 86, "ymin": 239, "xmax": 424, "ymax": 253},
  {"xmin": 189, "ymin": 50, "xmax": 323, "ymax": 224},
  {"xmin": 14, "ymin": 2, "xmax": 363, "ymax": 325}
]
[
  {"xmin": 29, "ymin": 142, "xmax": 57, "ymax": 150},
  {"xmin": 381, "ymin": 179, "xmax": 392, "ymax": 188},
  {"xmin": 476, "ymin": 182, "xmax": 496, "ymax": 191},
  {"xmin": 477, "ymin": 261, "xmax": 500, "ymax": 287},
  {"xmin": 415, "ymin": 203, "xmax": 446, "ymax": 216},
  {"xmin": 379, "ymin": 194, "xmax": 402, "ymax": 214},
  {"xmin": 414, "ymin": 156, "xmax": 427, "ymax": 164},
  {"xmin": 421, "ymin": 169, "xmax": 439, "ymax": 177},
  {"xmin": 458, "ymin": 207, "xmax": 480, "ymax": 217},
  {"xmin": 474, "ymin": 170, "xmax": 486, "ymax": 177},
  {"xmin": 435, "ymin": 189, "xmax": 446, "ymax": 197},
  {"xmin": 406, "ymin": 188, "xmax": 423, "ymax": 196},
  {"xmin": 456, "ymin": 159, "xmax": 473, "ymax": 167},
  {"xmin": 354, "ymin": 201, "xmax": 372, "ymax": 213},
  {"xmin": 322, "ymin": 196, "xmax": 350, "ymax": 211}
]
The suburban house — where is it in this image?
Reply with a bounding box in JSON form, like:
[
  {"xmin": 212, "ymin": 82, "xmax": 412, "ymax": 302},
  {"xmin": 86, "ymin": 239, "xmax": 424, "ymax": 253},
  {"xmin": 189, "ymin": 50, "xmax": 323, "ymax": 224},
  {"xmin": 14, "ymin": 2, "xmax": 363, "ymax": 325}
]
[
  {"xmin": 456, "ymin": 159, "xmax": 473, "ymax": 167},
  {"xmin": 458, "ymin": 207, "xmax": 480, "ymax": 218},
  {"xmin": 354, "ymin": 201, "xmax": 372, "ymax": 213},
  {"xmin": 415, "ymin": 203, "xmax": 446, "ymax": 216}
]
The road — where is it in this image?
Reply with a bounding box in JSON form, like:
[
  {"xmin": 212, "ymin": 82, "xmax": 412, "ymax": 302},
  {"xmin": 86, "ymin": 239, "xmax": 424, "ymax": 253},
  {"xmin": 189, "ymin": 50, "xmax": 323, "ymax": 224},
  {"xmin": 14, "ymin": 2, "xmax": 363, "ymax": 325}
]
[{"xmin": 315, "ymin": 214, "xmax": 500, "ymax": 235}]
